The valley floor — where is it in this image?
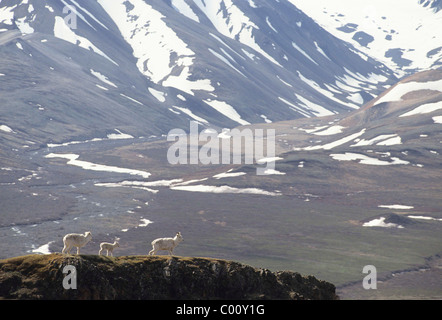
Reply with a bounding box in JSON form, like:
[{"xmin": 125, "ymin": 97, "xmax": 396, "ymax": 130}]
[{"xmin": 1, "ymin": 115, "xmax": 441, "ymax": 300}]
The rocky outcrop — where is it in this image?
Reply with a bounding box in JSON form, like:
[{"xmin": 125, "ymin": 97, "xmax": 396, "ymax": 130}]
[{"xmin": 0, "ymin": 254, "xmax": 338, "ymax": 300}]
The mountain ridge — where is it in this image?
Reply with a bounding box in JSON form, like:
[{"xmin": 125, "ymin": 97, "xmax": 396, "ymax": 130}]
[{"xmin": 0, "ymin": 253, "xmax": 338, "ymax": 300}]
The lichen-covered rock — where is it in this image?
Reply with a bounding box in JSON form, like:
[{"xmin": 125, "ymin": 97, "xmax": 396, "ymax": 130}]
[{"xmin": 0, "ymin": 254, "xmax": 338, "ymax": 300}]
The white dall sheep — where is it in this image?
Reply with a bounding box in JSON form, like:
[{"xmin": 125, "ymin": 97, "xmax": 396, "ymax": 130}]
[
  {"xmin": 62, "ymin": 231, "xmax": 92, "ymax": 255},
  {"xmin": 149, "ymin": 232, "xmax": 183, "ymax": 256},
  {"xmin": 99, "ymin": 241, "xmax": 120, "ymax": 256}
]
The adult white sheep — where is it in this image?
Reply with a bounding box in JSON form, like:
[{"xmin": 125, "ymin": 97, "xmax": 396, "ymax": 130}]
[
  {"xmin": 62, "ymin": 231, "xmax": 92, "ymax": 255},
  {"xmin": 149, "ymin": 232, "xmax": 183, "ymax": 256},
  {"xmin": 99, "ymin": 241, "xmax": 120, "ymax": 256}
]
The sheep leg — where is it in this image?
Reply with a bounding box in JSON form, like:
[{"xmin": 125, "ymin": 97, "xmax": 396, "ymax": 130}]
[{"xmin": 77, "ymin": 247, "xmax": 80, "ymax": 255}]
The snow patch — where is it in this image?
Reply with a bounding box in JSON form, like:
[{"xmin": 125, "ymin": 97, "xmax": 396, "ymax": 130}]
[
  {"xmin": 262, "ymin": 169, "xmax": 286, "ymax": 175},
  {"xmin": 172, "ymin": 106, "xmax": 209, "ymax": 124},
  {"xmin": 351, "ymin": 134, "xmax": 400, "ymax": 147},
  {"xmin": 162, "ymin": 62, "xmax": 214, "ymax": 95},
  {"xmin": 433, "ymin": 116, "xmax": 442, "ymax": 124},
  {"xmin": 120, "ymin": 93, "xmax": 143, "ymax": 106},
  {"xmin": 45, "ymin": 5, "xmax": 54, "ymax": 13},
  {"xmin": 400, "ymin": 101, "xmax": 442, "ymax": 117},
  {"xmin": 257, "ymin": 157, "xmax": 283, "ymax": 164},
  {"xmin": 203, "ymin": 99, "xmax": 250, "ymax": 125},
  {"xmin": 138, "ymin": 218, "xmax": 153, "ymax": 227},
  {"xmin": 378, "ymin": 204, "xmax": 414, "ymax": 210},
  {"xmin": 69, "ymin": 0, "xmax": 109, "ymax": 30},
  {"xmin": 311, "ymin": 125, "xmax": 345, "ymax": 136},
  {"xmin": 279, "ymin": 97, "xmax": 311, "ymax": 118},
  {"xmin": 374, "ymin": 79, "xmax": 442, "ymax": 106},
  {"xmin": 16, "ymin": 16, "xmax": 34, "ymax": 34},
  {"xmin": 299, "ymin": 72, "xmax": 358, "ymax": 109},
  {"xmin": 107, "ymin": 129, "xmax": 134, "ymax": 140},
  {"xmin": 172, "ymin": 0, "xmax": 200, "ymax": 22},
  {"xmin": 363, "ymin": 217, "xmax": 404, "ymax": 229},
  {"xmin": 148, "ymin": 88, "xmax": 166, "ymax": 103},
  {"xmin": 330, "ymin": 152, "xmax": 409, "ymax": 165},
  {"xmin": 248, "ymin": 0, "xmax": 258, "ymax": 8},
  {"xmin": 54, "ymin": 16, "xmax": 117, "ymax": 65},
  {"xmin": 295, "ymin": 129, "xmax": 366, "ymax": 151},
  {"xmin": 0, "ymin": 5, "xmax": 15, "ymax": 25},
  {"xmin": 193, "ymin": 0, "xmax": 281, "ymax": 67},
  {"xmin": 0, "ymin": 125, "xmax": 14, "ymax": 133},
  {"xmin": 170, "ymin": 184, "xmax": 280, "ymax": 196},
  {"xmin": 292, "ymin": 41, "xmax": 318, "ymax": 65},
  {"xmin": 260, "ymin": 115, "xmax": 272, "ymax": 123},
  {"xmin": 266, "ymin": 17, "xmax": 278, "ymax": 33},
  {"xmin": 376, "ymin": 136, "xmax": 402, "ymax": 146},
  {"xmin": 90, "ymin": 69, "xmax": 117, "ymax": 88},
  {"xmin": 45, "ymin": 153, "xmax": 151, "ymax": 178},
  {"xmin": 348, "ymin": 93, "xmax": 364, "ymax": 104},
  {"xmin": 31, "ymin": 242, "xmax": 54, "ymax": 255},
  {"xmin": 314, "ymin": 41, "xmax": 331, "ymax": 60},
  {"xmin": 208, "ymin": 48, "xmax": 246, "ymax": 77},
  {"xmin": 408, "ymin": 215, "xmax": 442, "ymax": 221},
  {"xmin": 213, "ymin": 170, "xmax": 247, "ymax": 179},
  {"xmin": 96, "ymin": 84, "xmax": 108, "ymax": 91},
  {"xmin": 295, "ymin": 94, "xmax": 335, "ymax": 117}
]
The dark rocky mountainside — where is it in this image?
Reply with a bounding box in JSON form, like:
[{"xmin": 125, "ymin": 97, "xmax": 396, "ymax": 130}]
[{"xmin": 0, "ymin": 254, "xmax": 338, "ymax": 300}]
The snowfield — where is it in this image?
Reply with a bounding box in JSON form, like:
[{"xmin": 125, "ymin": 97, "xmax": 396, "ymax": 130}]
[
  {"xmin": 193, "ymin": 0, "xmax": 282, "ymax": 67},
  {"xmin": 288, "ymin": 0, "xmax": 442, "ymax": 75},
  {"xmin": 97, "ymin": 0, "xmax": 213, "ymax": 94}
]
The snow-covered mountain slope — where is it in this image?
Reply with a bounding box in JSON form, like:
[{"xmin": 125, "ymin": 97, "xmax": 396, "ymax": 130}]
[
  {"xmin": 289, "ymin": 0, "xmax": 442, "ymax": 77},
  {"xmin": 271, "ymin": 68, "xmax": 442, "ymax": 166},
  {"xmin": 0, "ymin": 0, "xmax": 398, "ymax": 151}
]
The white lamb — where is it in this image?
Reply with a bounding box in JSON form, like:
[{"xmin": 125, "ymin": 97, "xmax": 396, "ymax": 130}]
[
  {"xmin": 62, "ymin": 231, "xmax": 92, "ymax": 255},
  {"xmin": 99, "ymin": 241, "xmax": 120, "ymax": 256},
  {"xmin": 149, "ymin": 232, "xmax": 183, "ymax": 256}
]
